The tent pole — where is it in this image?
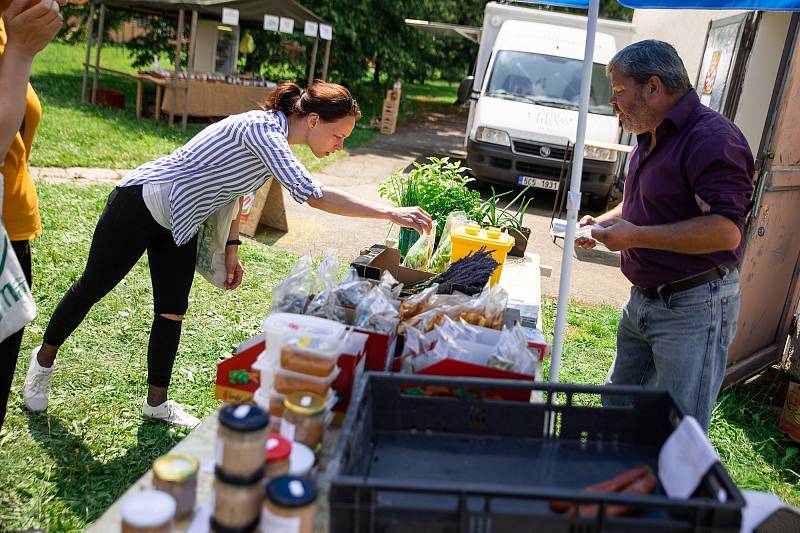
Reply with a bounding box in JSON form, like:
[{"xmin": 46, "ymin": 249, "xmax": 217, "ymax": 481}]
[
  {"xmin": 183, "ymin": 10, "xmax": 198, "ymax": 132},
  {"xmin": 308, "ymin": 36, "xmax": 319, "ymax": 86},
  {"xmin": 81, "ymin": 1, "xmax": 96, "ymax": 103},
  {"xmin": 321, "ymin": 38, "xmax": 331, "ymax": 81},
  {"xmin": 169, "ymin": 9, "xmax": 184, "ymax": 128},
  {"xmin": 549, "ymin": 0, "xmax": 600, "ymax": 384},
  {"xmin": 91, "ymin": 1, "xmax": 106, "ymax": 105}
]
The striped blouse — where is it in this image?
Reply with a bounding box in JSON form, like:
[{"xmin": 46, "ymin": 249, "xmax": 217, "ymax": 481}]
[{"xmin": 118, "ymin": 110, "xmax": 323, "ymax": 246}]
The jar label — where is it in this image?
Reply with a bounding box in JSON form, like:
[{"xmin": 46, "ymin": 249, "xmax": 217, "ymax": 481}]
[
  {"xmin": 280, "ymin": 420, "xmax": 296, "ymax": 442},
  {"xmin": 261, "ymin": 510, "xmax": 301, "ymax": 533},
  {"xmin": 215, "ymin": 438, "xmax": 223, "ymax": 467}
]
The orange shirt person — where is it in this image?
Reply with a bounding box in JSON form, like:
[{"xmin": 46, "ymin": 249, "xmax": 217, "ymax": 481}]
[{"xmin": 0, "ymin": 0, "xmax": 62, "ymax": 432}]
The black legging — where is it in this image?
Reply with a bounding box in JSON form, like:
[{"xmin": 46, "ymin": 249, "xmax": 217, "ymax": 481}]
[
  {"xmin": 43, "ymin": 185, "xmax": 198, "ymax": 388},
  {"xmin": 0, "ymin": 240, "xmax": 32, "ymax": 431}
]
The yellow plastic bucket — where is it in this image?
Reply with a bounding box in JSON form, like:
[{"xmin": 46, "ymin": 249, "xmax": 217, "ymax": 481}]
[{"xmin": 450, "ymin": 224, "xmax": 514, "ymax": 286}]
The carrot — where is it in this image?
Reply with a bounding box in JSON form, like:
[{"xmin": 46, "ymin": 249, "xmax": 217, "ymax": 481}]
[{"xmin": 549, "ymin": 465, "xmax": 653, "ymax": 515}]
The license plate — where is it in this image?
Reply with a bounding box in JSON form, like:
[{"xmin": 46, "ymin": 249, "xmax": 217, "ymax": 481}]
[{"xmin": 518, "ymin": 175, "xmax": 560, "ymax": 190}]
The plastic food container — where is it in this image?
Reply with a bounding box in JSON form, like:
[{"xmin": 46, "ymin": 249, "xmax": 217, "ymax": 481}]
[
  {"xmin": 262, "ymin": 476, "xmax": 317, "ymax": 533},
  {"xmin": 280, "ymin": 392, "xmax": 327, "ymax": 450},
  {"xmin": 261, "ymin": 313, "xmax": 347, "ymax": 371},
  {"xmin": 265, "ymin": 435, "xmax": 292, "ymax": 479},
  {"xmin": 274, "ymin": 366, "xmax": 340, "ymax": 397},
  {"xmin": 216, "ymin": 404, "xmax": 269, "ymax": 478},
  {"xmin": 280, "ymin": 336, "xmax": 342, "ymax": 377},
  {"xmin": 121, "ymin": 489, "xmax": 175, "ymax": 533},
  {"xmin": 152, "ymin": 453, "xmax": 199, "ymax": 520},
  {"xmin": 450, "ymin": 224, "xmax": 514, "ymax": 286},
  {"xmin": 255, "ymin": 386, "xmax": 337, "ymax": 420}
]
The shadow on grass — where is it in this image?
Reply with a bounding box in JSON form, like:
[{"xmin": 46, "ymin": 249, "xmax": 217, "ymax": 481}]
[{"xmin": 25, "ymin": 412, "xmax": 183, "ymax": 524}]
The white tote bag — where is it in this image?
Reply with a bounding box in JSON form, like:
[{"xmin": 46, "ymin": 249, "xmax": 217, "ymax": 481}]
[
  {"xmin": 0, "ymin": 222, "xmax": 37, "ymax": 342},
  {"xmin": 195, "ymin": 200, "xmax": 240, "ymax": 289}
]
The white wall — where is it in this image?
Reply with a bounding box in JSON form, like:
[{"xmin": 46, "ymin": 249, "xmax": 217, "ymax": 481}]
[
  {"xmin": 734, "ymin": 12, "xmax": 792, "ymax": 152},
  {"xmin": 632, "ymin": 9, "xmax": 745, "ymax": 82}
]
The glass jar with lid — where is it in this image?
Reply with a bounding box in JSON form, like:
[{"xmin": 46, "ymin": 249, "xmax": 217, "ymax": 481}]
[
  {"xmin": 281, "ymin": 392, "xmax": 326, "ymax": 451},
  {"xmin": 211, "ymin": 466, "xmax": 264, "ymax": 533},
  {"xmin": 262, "ymin": 476, "xmax": 317, "ymax": 533},
  {"xmin": 152, "ymin": 453, "xmax": 199, "ymax": 520},
  {"xmin": 216, "ymin": 403, "xmax": 269, "ymax": 477},
  {"xmin": 265, "ymin": 435, "xmax": 292, "ymax": 479},
  {"xmin": 121, "ymin": 489, "xmax": 175, "ymax": 533}
]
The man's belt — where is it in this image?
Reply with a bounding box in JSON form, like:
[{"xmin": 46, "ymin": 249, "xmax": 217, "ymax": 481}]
[{"xmin": 637, "ymin": 264, "xmax": 738, "ymax": 300}]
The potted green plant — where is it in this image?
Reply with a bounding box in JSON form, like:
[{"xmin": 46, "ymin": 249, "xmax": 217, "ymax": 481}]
[
  {"xmin": 478, "ymin": 186, "xmax": 533, "ymax": 257},
  {"xmin": 379, "ymin": 157, "xmax": 482, "ymax": 256}
]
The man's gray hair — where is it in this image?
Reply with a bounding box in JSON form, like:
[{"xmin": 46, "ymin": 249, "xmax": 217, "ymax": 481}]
[{"xmin": 607, "ymin": 40, "xmax": 691, "ymax": 94}]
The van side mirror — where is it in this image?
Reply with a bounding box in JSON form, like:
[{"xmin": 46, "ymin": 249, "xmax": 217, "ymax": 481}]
[{"xmin": 456, "ymin": 76, "xmax": 474, "ymax": 105}]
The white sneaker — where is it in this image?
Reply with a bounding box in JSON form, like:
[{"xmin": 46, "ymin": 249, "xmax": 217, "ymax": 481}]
[
  {"xmin": 142, "ymin": 399, "xmax": 200, "ymax": 429},
  {"xmin": 23, "ymin": 346, "xmax": 54, "ymax": 412}
]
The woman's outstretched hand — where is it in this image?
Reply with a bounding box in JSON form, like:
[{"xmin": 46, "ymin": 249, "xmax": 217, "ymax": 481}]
[{"xmin": 389, "ymin": 206, "xmax": 433, "ymax": 234}]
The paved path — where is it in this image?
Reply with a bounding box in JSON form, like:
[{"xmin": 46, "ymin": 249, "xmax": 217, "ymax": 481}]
[{"xmin": 31, "ymin": 108, "xmax": 631, "ymax": 308}]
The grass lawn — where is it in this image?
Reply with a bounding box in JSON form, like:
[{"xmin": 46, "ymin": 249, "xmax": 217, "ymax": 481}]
[
  {"xmin": 28, "ymin": 42, "xmax": 459, "ymax": 172},
  {"xmin": 0, "ymin": 183, "xmax": 797, "ymax": 531}
]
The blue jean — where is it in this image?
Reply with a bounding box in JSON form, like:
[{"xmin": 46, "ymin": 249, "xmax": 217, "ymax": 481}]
[{"xmin": 605, "ymin": 268, "xmax": 740, "ymax": 431}]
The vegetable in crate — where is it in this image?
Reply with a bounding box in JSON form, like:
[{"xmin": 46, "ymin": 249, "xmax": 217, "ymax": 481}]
[
  {"xmin": 403, "ymin": 247, "xmax": 499, "ymax": 296},
  {"xmin": 549, "ymin": 465, "xmax": 657, "ymax": 517}
]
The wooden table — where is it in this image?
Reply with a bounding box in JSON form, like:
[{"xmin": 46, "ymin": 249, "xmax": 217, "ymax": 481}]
[
  {"xmin": 87, "ymin": 254, "xmax": 546, "ymax": 531},
  {"xmin": 86, "ymin": 414, "xmax": 339, "ymax": 532}
]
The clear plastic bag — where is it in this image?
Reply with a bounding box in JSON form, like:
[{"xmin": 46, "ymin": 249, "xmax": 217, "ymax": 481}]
[
  {"xmin": 402, "ymin": 220, "xmax": 437, "ymax": 270},
  {"xmin": 377, "ymin": 270, "xmax": 403, "ymax": 299},
  {"xmin": 306, "ymin": 251, "xmax": 346, "ymax": 321},
  {"xmin": 271, "ymin": 255, "xmax": 314, "ymax": 314},
  {"xmin": 333, "ymin": 268, "xmax": 372, "ymax": 308},
  {"xmin": 489, "ymin": 325, "xmax": 539, "ymax": 376},
  {"xmin": 355, "ymin": 285, "xmax": 399, "ymax": 335},
  {"xmin": 428, "ymin": 212, "xmax": 469, "ymax": 274}
]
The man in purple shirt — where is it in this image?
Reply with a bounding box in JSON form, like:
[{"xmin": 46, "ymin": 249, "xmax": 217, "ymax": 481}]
[{"xmin": 576, "ymin": 40, "xmax": 754, "ymax": 431}]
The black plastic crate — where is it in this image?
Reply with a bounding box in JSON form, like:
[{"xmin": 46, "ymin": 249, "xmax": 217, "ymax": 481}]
[{"xmin": 329, "ymin": 373, "xmax": 744, "ymax": 533}]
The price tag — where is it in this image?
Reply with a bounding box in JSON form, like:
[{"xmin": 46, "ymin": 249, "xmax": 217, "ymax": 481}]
[
  {"xmin": 263, "ymin": 15, "xmax": 279, "ymax": 31},
  {"xmin": 221, "ymin": 8, "xmax": 239, "ymax": 26},
  {"xmin": 319, "ymin": 24, "xmax": 332, "ymax": 40},
  {"xmin": 304, "ymin": 21, "xmax": 318, "ymax": 38},
  {"xmin": 279, "ymin": 17, "xmax": 295, "ymax": 34}
]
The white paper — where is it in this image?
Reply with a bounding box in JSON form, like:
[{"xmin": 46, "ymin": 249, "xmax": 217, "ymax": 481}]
[
  {"xmin": 221, "ymin": 8, "xmax": 239, "ymax": 26},
  {"xmin": 187, "ymin": 503, "xmax": 212, "ymax": 533},
  {"xmin": 279, "ymin": 17, "xmax": 295, "ymax": 34},
  {"xmin": 740, "ymin": 490, "xmax": 786, "ymax": 533},
  {"xmin": 658, "ymin": 416, "xmax": 720, "ymax": 500},
  {"xmin": 263, "ymin": 15, "xmax": 279, "ymax": 32},
  {"xmin": 261, "ymin": 509, "xmax": 301, "ymax": 533},
  {"xmin": 700, "ymin": 93, "xmax": 712, "ymax": 107},
  {"xmin": 304, "ymin": 21, "xmax": 318, "ymax": 38},
  {"xmin": 319, "ymin": 24, "xmax": 332, "ymax": 41}
]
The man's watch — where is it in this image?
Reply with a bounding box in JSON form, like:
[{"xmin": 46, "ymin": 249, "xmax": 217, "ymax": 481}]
[{"xmin": 225, "ymin": 239, "xmax": 242, "ymax": 247}]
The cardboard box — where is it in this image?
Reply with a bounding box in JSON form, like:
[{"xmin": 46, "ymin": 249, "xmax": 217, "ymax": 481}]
[
  {"xmin": 779, "ymin": 381, "xmax": 800, "ymax": 443},
  {"xmin": 351, "ymin": 244, "xmax": 434, "ymax": 285},
  {"xmin": 215, "ymin": 335, "xmax": 264, "ymax": 403}
]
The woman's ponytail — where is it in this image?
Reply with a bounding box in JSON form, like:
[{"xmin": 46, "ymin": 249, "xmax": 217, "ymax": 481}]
[
  {"xmin": 261, "ymin": 82, "xmax": 303, "ymax": 116},
  {"xmin": 261, "ymin": 80, "xmax": 360, "ymax": 121}
]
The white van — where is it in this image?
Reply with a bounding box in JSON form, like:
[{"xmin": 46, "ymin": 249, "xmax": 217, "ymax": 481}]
[{"xmin": 462, "ymin": 3, "xmax": 635, "ymax": 208}]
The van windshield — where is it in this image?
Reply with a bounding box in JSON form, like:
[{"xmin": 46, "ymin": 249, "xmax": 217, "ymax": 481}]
[{"xmin": 485, "ymin": 50, "xmax": 614, "ymax": 116}]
